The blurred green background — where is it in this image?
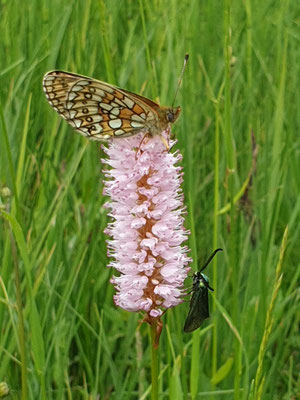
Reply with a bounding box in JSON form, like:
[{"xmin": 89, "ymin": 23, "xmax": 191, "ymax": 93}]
[{"xmin": 0, "ymin": 0, "xmax": 299, "ymax": 399}]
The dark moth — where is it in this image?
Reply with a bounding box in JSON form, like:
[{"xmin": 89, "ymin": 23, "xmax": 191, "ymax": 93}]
[{"xmin": 184, "ymin": 248, "xmax": 222, "ymax": 333}]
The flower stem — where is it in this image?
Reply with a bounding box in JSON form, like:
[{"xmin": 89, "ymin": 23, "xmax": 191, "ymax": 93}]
[{"xmin": 151, "ymin": 323, "xmax": 159, "ymax": 400}]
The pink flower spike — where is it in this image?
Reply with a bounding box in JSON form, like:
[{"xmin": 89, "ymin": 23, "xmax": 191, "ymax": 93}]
[{"xmin": 103, "ymin": 131, "xmax": 191, "ymax": 320}]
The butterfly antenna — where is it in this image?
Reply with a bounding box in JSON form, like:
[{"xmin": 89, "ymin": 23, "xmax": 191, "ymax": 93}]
[
  {"xmin": 199, "ymin": 248, "xmax": 223, "ymax": 273},
  {"xmin": 171, "ymin": 53, "xmax": 189, "ymax": 107}
]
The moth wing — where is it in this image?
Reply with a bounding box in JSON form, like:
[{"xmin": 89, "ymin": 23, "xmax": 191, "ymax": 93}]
[{"xmin": 183, "ymin": 287, "xmax": 209, "ymax": 333}]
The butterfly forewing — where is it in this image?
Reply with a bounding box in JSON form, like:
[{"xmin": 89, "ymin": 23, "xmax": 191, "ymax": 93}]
[{"xmin": 43, "ymin": 71, "xmax": 158, "ymax": 141}]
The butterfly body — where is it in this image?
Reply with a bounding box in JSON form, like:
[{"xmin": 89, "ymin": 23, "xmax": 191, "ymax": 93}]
[{"xmin": 43, "ymin": 71, "xmax": 181, "ymax": 141}]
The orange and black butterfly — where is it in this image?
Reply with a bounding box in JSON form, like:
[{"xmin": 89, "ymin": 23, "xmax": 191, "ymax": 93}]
[{"xmin": 42, "ymin": 61, "xmax": 187, "ymax": 142}]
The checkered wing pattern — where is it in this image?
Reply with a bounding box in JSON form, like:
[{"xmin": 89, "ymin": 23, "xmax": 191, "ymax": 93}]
[{"xmin": 43, "ymin": 71, "xmax": 159, "ymax": 141}]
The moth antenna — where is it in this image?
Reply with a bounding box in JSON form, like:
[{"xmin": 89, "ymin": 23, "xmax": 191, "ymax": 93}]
[
  {"xmin": 199, "ymin": 248, "xmax": 223, "ymax": 273},
  {"xmin": 171, "ymin": 53, "xmax": 189, "ymax": 107}
]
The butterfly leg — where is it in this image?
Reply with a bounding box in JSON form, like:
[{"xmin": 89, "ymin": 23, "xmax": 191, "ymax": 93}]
[
  {"xmin": 159, "ymin": 126, "xmax": 171, "ymax": 152},
  {"xmin": 159, "ymin": 135, "xmax": 170, "ymax": 152},
  {"xmin": 135, "ymin": 130, "xmax": 170, "ymax": 159},
  {"xmin": 135, "ymin": 132, "xmax": 150, "ymax": 159}
]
